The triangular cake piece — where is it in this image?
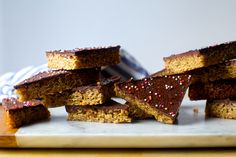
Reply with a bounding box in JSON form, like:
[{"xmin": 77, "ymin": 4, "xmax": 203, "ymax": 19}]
[{"xmin": 114, "ymin": 74, "xmax": 191, "ymax": 124}]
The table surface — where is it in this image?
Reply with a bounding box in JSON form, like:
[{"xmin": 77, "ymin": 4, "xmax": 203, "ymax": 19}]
[
  {"xmin": 1, "ymin": 148, "xmax": 236, "ymax": 157},
  {"xmin": 1, "ymin": 101, "xmax": 236, "ymax": 156},
  {"xmin": 2, "ymin": 99, "xmax": 236, "ymax": 148}
]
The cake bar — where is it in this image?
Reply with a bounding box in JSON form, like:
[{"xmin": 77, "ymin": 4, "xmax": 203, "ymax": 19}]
[
  {"xmin": 14, "ymin": 69, "xmax": 99, "ymax": 102},
  {"xmin": 163, "ymin": 41, "xmax": 236, "ymax": 74},
  {"xmin": 65, "ymin": 100, "xmax": 132, "ymax": 123},
  {"xmin": 2, "ymin": 98, "xmax": 50, "ymax": 128},
  {"xmin": 114, "ymin": 74, "xmax": 191, "ymax": 124},
  {"xmin": 42, "ymin": 76, "xmax": 120, "ymax": 107},
  {"xmin": 153, "ymin": 59, "xmax": 236, "ymax": 83},
  {"xmin": 189, "ymin": 79, "xmax": 236, "ymax": 100},
  {"xmin": 46, "ymin": 46, "xmax": 120, "ymax": 70},
  {"xmin": 206, "ymin": 99, "xmax": 236, "ymax": 119}
]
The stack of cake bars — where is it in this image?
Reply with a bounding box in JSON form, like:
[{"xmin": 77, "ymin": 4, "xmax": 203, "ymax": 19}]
[
  {"xmin": 155, "ymin": 41, "xmax": 236, "ymax": 119},
  {"xmin": 8, "ymin": 41, "xmax": 236, "ymax": 128},
  {"xmin": 14, "ymin": 46, "xmax": 131, "ymax": 123}
]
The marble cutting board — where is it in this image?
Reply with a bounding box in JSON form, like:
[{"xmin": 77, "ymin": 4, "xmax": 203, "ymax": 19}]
[{"xmin": 1, "ymin": 99, "xmax": 236, "ymax": 148}]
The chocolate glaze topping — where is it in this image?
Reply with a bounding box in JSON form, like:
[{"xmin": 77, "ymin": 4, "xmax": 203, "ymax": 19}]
[
  {"xmin": 164, "ymin": 40, "xmax": 236, "ymax": 60},
  {"xmin": 46, "ymin": 45, "xmax": 120, "ymax": 56},
  {"xmin": 2, "ymin": 97, "xmax": 43, "ymax": 111},
  {"xmin": 65, "ymin": 100, "xmax": 128, "ymax": 113},
  {"xmin": 116, "ymin": 74, "xmax": 191, "ymax": 118},
  {"xmin": 72, "ymin": 76, "xmax": 120, "ymax": 92},
  {"xmin": 14, "ymin": 68, "xmax": 99, "ymax": 89}
]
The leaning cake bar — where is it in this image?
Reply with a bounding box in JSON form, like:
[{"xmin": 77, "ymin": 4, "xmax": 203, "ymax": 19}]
[
  {"xmin": 65, "ymin": 100, "xmax": 132, "ymax": 123},
  {"xmin": 114, "ymin": 74, "xmax": 191, "ymax": 124},
  {"xmin": 42, "ymin": 76, "xmax": 120, "ymax": 107},
  {"xmin": 2, "ymin": 98, "xmax": 50, "ymax": 128},
  {"xmin": 46, "ymin": 46, "xmax": 120, "ymax": 70},
  {"xmin": 14, "ymin": 69, "xmax": 100, "ymax": 102},
  {"xmin": 189, "ymin": 79, "xmax": 236, "ymax": 100},
  {"xmin": 206, "ymin": 99, "xmax": 236, "ymax": 119},
  {"xmin": 164, "ymin": 41, "xmax": 236, "ymax": 74},
  {"xmin": 153, "ymin": 59, "xmax": 236, "ymax": 84}
]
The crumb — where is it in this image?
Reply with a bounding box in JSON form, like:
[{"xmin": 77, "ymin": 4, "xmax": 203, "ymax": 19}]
[{"xmin": 193, "ymin": 107, "xmax": 199, "ymax": 113}]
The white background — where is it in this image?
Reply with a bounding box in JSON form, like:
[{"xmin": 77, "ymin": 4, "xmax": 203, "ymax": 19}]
[{"xmin": 1, "ymin": 0, "xmax": 236, "ymax": 75}]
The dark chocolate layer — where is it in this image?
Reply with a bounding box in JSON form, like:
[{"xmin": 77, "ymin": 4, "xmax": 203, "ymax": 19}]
[
  {"xmin": 2, "ymin": 97, "xmax": 43, "ymax": 111},
  {"xmin": 65, "ymin": 100, "xmax": 128, "ymax": 113},
  {"xmin": 71, "ymin": 76, "xmax": 120, "ymax": 92},
  {"xmin": 207, "ymin": 99, "xmax": 236, "ymax": 104},
  {"xmin": 189, "ymin": 79, "xmax": 236, "ymax": 100},
  {"xmin": 164, "ymin": 40, "xmax": 236, "ymax": 60},
  {"xmin": 153, "ymin": 59, "xmax": 236, "ymax": 79},
  {"xmin": 46, "ymin": 46, "xmax": 120, "ymax": 56},
  {"xmin": 115, "ymin": 74, "xmax": 191, "ymax": 118}
]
